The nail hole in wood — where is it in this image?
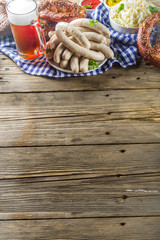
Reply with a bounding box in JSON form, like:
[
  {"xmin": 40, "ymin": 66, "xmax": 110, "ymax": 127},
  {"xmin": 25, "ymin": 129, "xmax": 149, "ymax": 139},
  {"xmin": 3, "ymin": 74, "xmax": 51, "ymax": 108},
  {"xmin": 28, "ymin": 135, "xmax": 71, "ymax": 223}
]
[
  {"xmin": 120, "ymin": 149, "xmax": 126, "ymax": 153},
  {"xmin": 105, "ymin": 132, "xmax": 110, "ymax": 135},
  {"xmin": 106, "ymin": 94, "xmax": 109, "ymax": 97},
  {"xmin": 120, "ymin": 222, "xmax": 126, "ymax": 226},
  {"xmin": 5, "ymin": 68, "xmax": 9, "ymax": 71},
  {"xmin": 0, "ymin": 77, "xmax": 2, "ymax": 79},
  {"xmin": 122, "ymin": 195, "xmax": 128, "ymax": 200},
  {"xmin": 108, "ymin": 112, "xmax": 112, "ymax": 115},
  {"xmin": 112, "ymin": 76, "xmax": 115, "ymax": 79},
  {"xmin": 137, "ymin": 77, "xmax": 140, "ymax": 80},
  {"xmin": 117, "ymin": 174, "xmax": 122, "ymax": 178}
]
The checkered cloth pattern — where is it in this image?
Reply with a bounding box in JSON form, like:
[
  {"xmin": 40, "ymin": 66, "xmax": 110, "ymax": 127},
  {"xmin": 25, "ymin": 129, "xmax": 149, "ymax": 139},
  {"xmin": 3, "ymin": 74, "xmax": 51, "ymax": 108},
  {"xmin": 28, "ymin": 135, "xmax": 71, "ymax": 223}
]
[{"xmin": 0, "ymin": 2, "xmax": 139, "ymax": 78}]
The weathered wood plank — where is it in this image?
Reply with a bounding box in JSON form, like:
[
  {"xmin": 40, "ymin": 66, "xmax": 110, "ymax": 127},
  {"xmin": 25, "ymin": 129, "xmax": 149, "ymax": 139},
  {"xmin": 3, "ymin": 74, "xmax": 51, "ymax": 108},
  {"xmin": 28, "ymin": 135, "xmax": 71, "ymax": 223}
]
[
  {"xmin": 0, "ymin": 90, "xmax": 160, "ymax": 120},
  {"xmin": 0, "ymin": 117, "xmax": 160, "ymax": 146},
  {"xmin": 0, "ymin": 144, "xmax": 160, "ymax": 179},
  {"xmin": 0, "ymin": 89, "xmax": 160, "ymax": 146},
  {"xmin": 0, "ymin": 2, "xmax": 159, "ymax": 239},
  {"xmin": 0, "ymin": 53, "xmax": 160, "ymax": 92},
  {"xmin": 0, "ymin": 174, "xmax": 159, "ymax": 217},
  {"xmin": 0, "ymin": 217, "xmax": 160, "ymax": 240}
]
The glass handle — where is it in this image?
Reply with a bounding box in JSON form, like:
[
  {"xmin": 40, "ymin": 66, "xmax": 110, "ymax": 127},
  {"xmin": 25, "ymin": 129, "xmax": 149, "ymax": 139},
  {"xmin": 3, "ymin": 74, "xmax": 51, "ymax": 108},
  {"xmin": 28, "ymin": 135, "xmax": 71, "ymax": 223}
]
[{"xmin": 31, "ymin": 20, "xmax": 46, "ymax": 54}]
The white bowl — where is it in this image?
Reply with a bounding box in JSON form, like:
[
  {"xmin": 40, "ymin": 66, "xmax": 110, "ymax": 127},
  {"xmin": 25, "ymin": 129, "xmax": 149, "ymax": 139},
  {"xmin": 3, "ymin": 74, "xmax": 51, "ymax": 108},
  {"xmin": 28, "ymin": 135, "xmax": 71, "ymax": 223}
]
[{"xmin": 109, "ymin": 12, "xmax": 138, "ymax": 34}]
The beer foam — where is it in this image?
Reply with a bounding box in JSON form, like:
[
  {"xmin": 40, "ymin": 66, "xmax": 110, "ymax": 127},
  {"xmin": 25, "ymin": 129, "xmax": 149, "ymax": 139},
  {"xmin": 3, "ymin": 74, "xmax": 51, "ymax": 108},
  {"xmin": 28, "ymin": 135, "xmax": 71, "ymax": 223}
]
[{"xmin": 7, "ymin": 0, "xmax": 38, "ymax": 26}]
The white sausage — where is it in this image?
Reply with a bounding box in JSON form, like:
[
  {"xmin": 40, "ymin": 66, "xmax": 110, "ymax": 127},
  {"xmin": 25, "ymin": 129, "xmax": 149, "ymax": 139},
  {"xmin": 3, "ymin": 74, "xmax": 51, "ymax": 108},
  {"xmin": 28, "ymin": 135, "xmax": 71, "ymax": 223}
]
[
  {"xmin": 83, "ymin": 32, "xmax": 107, "ymax": 44},
  {"xmin": 80, "ymin": 58, "xmax": 89, "ymax": 73},
  {"xmin": 56, "ymin": 28, "xmax": 105, "ymax": 61},
  {"xmin": 70, "ymin": 55, "xmax": 80, "ymax": 73},
  {"xmin": 56, "ymin": 22, "xmax": 90, "ymax": 49},
  {"xmin": 77, "ymin": 27, "xmax": 97, "ymax": 33},
  {"xmin": 77, "ymin": 27, "xmax": 111, "ymax": 45},
  {"xmin": 70, "ymin": 18, "xmax": 110, "ymax": 38},
  {"xmin": 62, "ymin": 48, "xmax": 74, "ymax": 61},
  {"xmin": 48, "ymin": 31, "xmax": 55, "ymax": 39},
  {"xmin": 60, "ymin": 60, "xmax": 69, "ymax": 69},
  {"xmin": 90, "ymin": 41, "xmax": 114, "ymax": 59},
  {"xmin": 53, "ymin": 42, "xmax": 66, "ymax": 64},
  {"xmin": 49, "ymin": 35, "xmax": 60, "ymax": 50},
  {"xmin": 77, "ymin": 28, "xmax": 111, "ymax": 45}
]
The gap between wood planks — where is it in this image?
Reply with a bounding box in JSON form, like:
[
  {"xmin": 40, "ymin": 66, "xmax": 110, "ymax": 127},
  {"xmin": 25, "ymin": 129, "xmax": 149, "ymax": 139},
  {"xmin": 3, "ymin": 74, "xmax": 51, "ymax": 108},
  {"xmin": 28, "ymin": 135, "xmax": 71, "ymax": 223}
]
[
  {"xmin": 0, "ymin": 88, "xmax": 160, "ymax": 94},
  {"xmin": 0, "ymin": 214, "xmax": 160, "ymax": 221},
  {"xmin": 1, "ymin": 116, "xmax": 160, "ymax": 123},
  {"xmin": 0, "ymin": 142, "xmax": 160, "ymax": 148},
  {"xmin": 0, "ymin": 171, "xmax": 160, "ymax": 181}
]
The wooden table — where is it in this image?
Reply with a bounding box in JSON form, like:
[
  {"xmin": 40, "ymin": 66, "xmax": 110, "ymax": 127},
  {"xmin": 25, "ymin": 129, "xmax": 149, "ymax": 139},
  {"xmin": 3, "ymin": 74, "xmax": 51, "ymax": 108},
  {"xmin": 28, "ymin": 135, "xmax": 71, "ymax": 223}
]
[{"xmin": 0, "ymin": 3, "xmax": 160, "ymax": 239}]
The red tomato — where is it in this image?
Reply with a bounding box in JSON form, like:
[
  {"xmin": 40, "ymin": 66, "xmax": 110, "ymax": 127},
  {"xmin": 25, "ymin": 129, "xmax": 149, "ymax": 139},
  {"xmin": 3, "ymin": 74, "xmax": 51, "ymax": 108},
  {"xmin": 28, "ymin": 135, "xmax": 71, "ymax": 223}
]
[{"xmin": 81, "ymin": 0, "xmax": 101, "ymax": 9}]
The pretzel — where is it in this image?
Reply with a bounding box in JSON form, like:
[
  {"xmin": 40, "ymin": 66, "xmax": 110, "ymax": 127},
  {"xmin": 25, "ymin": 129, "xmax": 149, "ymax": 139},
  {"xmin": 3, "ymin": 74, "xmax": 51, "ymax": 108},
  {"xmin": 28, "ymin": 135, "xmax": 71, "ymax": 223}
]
[{"xmin": 137, "ymin": 12, "xmax": 160, "ymax": 68}]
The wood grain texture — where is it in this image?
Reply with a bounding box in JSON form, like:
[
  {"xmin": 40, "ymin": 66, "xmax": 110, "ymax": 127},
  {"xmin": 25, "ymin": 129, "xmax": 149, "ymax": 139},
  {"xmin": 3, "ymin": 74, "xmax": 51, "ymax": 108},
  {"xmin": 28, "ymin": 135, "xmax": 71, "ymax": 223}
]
[
  {"xmin": 0, "ymin": 217, "xmax": 160, "ymax": 240},
  {"xmin": 0, "ymin": 90, "xmax": 160, "ymax": 119},
  {"xmin": 0, "ymin": 90, "xmax": 160, "ymax": 146},
  {"xmin": 0, "ymin": 144, "xmax": 160, "ymax": 179},
  {"xmin": 0, "ymin": 0, "xmax": 160, "ymax": 238},
  {"xmin": 0, "ymin": 173, "xmax": 159, "ymax": 218},
  {"xmin": 1, "ymin": 117, "xmax": 160, "ymax": 146},
  {"xmin": 0, "ymin": 54, "xmax": 160, "ymax": 92}
]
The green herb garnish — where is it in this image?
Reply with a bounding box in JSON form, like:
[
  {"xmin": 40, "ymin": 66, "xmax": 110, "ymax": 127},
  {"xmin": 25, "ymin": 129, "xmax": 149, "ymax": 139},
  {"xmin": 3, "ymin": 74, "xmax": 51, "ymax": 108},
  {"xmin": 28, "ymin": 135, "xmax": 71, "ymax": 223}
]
[
  {"xmin": 118, "ymin": 3, "xmax": 124, "ymax": 13},
  {"xmin": 83, "ymin": 4, "xmax": 91, "ymax": 8},
  {"xmin": 46, "ymin": 48, "xmax": 52, "ymax": 54},
  {"xmin": 149, "ymin": 6, "xmax": 160, "ymax": 14},
  {"xmin": 89, "ymin": 19, "xmax": 98, "ymax": 26},
  {"xmin": 115, "ymin": 54, "xmax": 121, "ymax": 60},
  {"xmin": 89, "ymin": 59, "xmax": 99, "ymax": 70}
]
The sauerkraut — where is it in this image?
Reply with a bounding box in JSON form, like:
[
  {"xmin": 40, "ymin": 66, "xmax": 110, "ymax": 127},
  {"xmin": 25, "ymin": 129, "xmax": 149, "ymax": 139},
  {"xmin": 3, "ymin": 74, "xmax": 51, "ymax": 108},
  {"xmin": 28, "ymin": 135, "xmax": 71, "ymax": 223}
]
[{"xmin": 110, "ymin": 0, "xmax": 156, "ymax": 28}]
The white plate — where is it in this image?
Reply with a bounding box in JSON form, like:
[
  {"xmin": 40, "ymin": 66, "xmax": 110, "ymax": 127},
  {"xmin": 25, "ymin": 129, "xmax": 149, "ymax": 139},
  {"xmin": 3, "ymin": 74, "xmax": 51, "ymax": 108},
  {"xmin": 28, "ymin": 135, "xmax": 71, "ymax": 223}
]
[{"xmin": 47, "ymin": 58, "xmax": 108, "ymax": 73}]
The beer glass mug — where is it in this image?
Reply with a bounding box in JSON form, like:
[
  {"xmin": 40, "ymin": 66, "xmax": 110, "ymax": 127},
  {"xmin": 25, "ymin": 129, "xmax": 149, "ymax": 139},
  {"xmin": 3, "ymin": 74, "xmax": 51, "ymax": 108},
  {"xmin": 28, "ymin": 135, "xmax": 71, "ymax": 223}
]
[{"xmin": 6, "ymin": 0, "xmax": 46, "ymax": 59}]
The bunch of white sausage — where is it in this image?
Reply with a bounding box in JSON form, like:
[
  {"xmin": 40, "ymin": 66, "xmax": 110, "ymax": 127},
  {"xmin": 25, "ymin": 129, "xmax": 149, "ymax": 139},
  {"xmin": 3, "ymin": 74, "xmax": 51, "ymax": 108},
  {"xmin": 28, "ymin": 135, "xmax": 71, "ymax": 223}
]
[{"xmin": 46, "ymin": 18, "xmax": 114, "ymax": 73}]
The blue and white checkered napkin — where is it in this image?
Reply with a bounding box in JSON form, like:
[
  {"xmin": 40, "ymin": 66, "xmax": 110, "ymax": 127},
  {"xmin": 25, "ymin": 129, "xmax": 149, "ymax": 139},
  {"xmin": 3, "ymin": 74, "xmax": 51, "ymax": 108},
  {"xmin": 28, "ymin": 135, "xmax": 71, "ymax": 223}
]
[{"xmin": 0, "ymin": 2, "xmax": 139, "ymax": 78}]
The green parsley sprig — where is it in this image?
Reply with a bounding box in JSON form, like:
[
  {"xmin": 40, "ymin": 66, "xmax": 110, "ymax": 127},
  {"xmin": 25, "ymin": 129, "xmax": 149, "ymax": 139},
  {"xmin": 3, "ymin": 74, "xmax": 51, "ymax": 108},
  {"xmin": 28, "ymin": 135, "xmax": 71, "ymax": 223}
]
[
  {"xmin": 83, "ymin": 4, "xmax": 91, "ymax": 8},
  {"xmin": 46, "ymin": 48, "xmax": 52, "ymax": 54},
  {"xmin": 88, "ymin": 60, "xmax": 99, "ymax": 70},
  {"xmin": 115, "ymin": 54, "xmax": 121, "ymax": 60},
  {"xmin": 118, "ymin": 3, "xmax": 124, "ymax": 13},
  {"xmin": 149, "ymin": 6, "xmax": 160, "ymax": 14},
  {"xmin": 89, "ymin": 19, "xmax": 98, "ymax": 26}
]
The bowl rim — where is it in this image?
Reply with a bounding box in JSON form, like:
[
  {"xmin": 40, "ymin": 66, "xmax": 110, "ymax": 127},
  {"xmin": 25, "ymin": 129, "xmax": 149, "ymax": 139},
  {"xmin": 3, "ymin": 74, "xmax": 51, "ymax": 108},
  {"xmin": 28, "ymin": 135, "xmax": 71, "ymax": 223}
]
[
  {"xmin": 109, "ymin": 7, "xmax": 139, "ymax": 33},
  {"xmin": 109, "ymin": 13, "xmax": 139, "ymax": 30},
  {"xmin": 103, "ymin": 0, "xmax": 111, "ymax": 10}
]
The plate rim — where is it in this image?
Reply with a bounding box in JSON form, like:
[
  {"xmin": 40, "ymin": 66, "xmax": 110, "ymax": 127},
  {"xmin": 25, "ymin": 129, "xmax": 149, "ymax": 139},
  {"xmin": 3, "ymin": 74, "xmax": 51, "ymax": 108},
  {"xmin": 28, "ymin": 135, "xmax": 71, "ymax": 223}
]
[{"xmin": 46, "ymin": 57, "xmax": 108, "ymax": 74}]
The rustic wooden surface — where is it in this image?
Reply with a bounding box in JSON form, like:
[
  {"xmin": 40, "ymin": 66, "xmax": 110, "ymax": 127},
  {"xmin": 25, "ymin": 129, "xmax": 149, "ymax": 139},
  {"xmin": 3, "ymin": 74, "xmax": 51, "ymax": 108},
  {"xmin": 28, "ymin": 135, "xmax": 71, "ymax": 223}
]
[{"xmin": 0, "ymin": 1, "xmax": 160, "ymax": 238}]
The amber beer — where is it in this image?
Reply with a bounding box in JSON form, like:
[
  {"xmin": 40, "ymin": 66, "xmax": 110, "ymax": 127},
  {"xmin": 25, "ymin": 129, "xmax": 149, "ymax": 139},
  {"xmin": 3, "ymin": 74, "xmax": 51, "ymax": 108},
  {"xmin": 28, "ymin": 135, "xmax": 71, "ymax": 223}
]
[{"xmin": 6, "ymin": 0, "xmax": 46, "ymax": 59}]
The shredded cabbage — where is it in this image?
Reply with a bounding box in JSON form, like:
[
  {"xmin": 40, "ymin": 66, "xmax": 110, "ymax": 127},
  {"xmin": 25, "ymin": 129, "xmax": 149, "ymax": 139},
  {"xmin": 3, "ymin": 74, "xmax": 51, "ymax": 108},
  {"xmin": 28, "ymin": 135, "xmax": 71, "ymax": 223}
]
[{"xmin": 110, "ymin": 0, "xmax": 156, "ymax": 28}]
